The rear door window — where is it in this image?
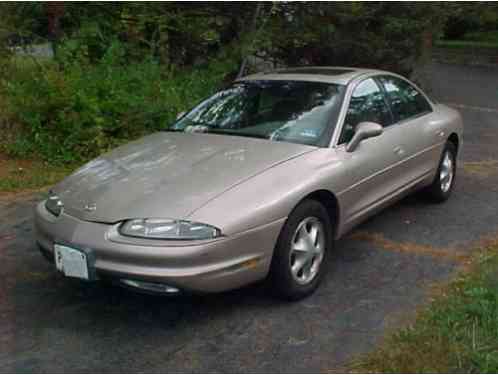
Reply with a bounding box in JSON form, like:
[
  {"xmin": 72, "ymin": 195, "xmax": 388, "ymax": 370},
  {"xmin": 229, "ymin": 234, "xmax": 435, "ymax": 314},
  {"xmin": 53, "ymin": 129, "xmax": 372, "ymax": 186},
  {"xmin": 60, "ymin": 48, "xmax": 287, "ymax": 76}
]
[{"xmin": 378, "ymin": 76, "xmax": 432, "ymax": 123}]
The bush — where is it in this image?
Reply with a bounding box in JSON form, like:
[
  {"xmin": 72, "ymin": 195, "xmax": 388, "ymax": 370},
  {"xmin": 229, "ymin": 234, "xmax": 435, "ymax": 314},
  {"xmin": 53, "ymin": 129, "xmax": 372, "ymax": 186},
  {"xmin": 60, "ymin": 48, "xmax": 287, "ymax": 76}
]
[{"xmin": 1, "ymin": 39, "xmax": 236, "ymax": 164}]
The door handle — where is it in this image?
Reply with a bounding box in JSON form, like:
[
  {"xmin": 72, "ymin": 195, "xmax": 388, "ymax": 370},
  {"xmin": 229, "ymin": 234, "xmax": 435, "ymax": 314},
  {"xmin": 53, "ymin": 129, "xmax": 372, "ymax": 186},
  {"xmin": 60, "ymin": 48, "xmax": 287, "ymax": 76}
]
[{"xmin": 393, "ymin": 146, "xmax": 405, "ymax": 156}]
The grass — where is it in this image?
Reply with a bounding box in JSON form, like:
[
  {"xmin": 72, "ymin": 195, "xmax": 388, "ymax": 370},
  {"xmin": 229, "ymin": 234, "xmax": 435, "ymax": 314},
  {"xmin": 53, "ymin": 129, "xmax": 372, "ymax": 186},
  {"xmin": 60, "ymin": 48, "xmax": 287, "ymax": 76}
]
[
  {"xmin": 353, "ymin": 237, "xmax": 498, "ymax": 373},
  {"xmin": 436, "ymin": 30, "xmax": 498, "ymax": 50},
  {"xmin": 435, "ymin": 39, "xmax": 498, "ymax": 50},
  {"xmin": 464, "ymin": 30, "xmax": 498, "ymax": 44},
  {"xmin": 0, "ymin": 154, "xmax": 76, "ymax": 194},
  {"xmin": 0, "ymin": 93, "xmax": 75, "ymax": 194}
]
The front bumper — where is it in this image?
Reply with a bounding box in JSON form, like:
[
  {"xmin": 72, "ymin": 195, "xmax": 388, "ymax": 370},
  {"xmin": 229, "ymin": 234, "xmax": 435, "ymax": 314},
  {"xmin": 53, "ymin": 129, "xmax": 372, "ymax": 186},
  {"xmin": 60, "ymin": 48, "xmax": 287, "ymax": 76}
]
[{"xmin": 34, "ymin": 202, "xmax": 285, "ymax": 293}]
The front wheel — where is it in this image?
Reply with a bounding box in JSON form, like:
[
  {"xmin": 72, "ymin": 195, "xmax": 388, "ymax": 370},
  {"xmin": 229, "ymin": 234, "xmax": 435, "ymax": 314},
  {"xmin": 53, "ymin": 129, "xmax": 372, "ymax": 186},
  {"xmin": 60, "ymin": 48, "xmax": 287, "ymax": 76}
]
[
  {"xmin": 426, "ymin": 141, "xmax": 457, "ymax": 202},
  {"xmin": 269, "ymin": 199, "xmax": 333, "ymax": 300}
]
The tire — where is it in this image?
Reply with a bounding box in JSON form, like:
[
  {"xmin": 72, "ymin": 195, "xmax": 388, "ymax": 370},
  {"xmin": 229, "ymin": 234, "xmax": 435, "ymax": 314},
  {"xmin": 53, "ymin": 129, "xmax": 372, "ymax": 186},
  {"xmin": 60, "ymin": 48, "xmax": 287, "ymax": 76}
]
[
  {"xmin": 269, "ymin": 199, "xmax": 333, "ymax": 300},
  {"xmin": 426, "ymin": 141, "xmax": 457, "ymax": 202}
]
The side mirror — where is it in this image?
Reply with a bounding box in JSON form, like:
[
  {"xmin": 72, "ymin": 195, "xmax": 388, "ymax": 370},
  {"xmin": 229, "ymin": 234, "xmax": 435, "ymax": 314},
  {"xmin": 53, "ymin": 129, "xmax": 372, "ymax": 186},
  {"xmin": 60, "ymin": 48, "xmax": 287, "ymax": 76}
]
[
  {"xmin": 346, "ymin": 122, "xmax": 383, "ymax": 152},
  {"xmin": 176, "ymin": 111, "xmax": 186, "ymax": 120}
]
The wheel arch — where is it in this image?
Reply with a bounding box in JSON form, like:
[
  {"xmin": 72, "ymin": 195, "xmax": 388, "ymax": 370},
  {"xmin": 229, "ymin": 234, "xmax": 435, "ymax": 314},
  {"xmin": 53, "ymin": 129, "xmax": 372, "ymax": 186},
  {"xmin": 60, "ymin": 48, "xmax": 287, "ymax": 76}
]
[
  {"xmin": 299, "ymin": 189, "xmax": 341, "ymax": 239},
  {"xmin": 448, "ymin": 132, "xmax": 460, "ymax": 154}
]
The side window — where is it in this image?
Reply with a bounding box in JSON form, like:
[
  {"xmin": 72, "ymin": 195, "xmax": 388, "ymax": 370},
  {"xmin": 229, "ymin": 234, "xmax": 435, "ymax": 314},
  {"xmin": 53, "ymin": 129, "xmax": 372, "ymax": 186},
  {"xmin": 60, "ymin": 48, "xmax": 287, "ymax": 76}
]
[
  {"xmin": 339, "ymin": 78, "xmax": 391, "ymax": 144},
  {"xmin": 257, "ymin": 90, "xmax": 279, "ymax": 115},
  {"xmin": 379, "ymin": 76, "xmax": 432, "ymax": 123}
]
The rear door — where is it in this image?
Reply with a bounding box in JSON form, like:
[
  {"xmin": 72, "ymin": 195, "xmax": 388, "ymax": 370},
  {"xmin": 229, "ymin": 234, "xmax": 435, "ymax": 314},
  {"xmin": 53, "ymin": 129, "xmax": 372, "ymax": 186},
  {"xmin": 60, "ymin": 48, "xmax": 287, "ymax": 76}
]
[{"xmin": 376, "ymin": 75, "xmax": 441, "ymax": 185}]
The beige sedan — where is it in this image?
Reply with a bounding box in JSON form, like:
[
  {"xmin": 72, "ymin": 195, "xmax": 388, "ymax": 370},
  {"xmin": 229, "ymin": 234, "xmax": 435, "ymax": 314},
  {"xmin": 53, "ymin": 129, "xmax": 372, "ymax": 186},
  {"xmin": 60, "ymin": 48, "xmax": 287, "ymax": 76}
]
[{"xmin": 35, "ymin": 67, "xmax": 463, "ymax": 300}]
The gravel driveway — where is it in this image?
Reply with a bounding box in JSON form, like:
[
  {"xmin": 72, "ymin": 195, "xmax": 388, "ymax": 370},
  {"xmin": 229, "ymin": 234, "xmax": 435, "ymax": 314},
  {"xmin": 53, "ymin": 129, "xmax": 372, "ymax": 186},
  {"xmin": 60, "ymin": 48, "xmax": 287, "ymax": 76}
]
[{"xmin": 1, "ymin": 62, "xmax": 498, "ymax": 373}]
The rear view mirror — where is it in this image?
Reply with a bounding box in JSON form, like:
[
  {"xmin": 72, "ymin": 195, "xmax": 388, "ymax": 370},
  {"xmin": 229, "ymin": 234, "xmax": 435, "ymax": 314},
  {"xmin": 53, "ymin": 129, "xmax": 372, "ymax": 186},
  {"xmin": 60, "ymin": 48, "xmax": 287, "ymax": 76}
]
[
  {"xmin": 346, "ymin": 122, "xmax": 383, "ymax": 152},
  {"xmin": 176, "ymin": 111, "xmax": 186, "ymax": 120}
]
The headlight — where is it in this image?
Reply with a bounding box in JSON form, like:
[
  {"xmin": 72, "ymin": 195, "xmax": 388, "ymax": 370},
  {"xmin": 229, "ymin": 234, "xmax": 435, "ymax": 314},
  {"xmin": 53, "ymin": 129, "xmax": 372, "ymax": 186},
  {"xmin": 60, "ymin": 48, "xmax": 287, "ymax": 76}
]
[
  {"xmin": 119, "ymin": 218, "xmax": 221, "ymax": 240},
  {"xmin": 45, "ymin": 194, "xmax": 63, "ymax": 217}
]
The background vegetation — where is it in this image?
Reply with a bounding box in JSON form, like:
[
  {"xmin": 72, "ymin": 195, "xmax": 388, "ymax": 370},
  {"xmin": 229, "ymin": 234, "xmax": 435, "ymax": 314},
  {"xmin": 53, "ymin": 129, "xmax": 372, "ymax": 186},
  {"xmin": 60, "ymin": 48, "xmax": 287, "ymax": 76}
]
[
  {"xmin": 443, "ymin": 2, "xmax": 498, "ymax": 42},
  {"xmin": 0, "ymin": 2, "xmax": 446, "ymax": 164},
  {"xmin": 0, "ymin": 2, "xmax": 496, "ymax": 166}
]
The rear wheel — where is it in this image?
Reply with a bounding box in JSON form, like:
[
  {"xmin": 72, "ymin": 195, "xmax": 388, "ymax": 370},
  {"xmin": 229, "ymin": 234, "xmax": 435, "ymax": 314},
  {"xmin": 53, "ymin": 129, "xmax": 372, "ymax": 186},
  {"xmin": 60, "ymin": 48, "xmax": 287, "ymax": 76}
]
[
  {"xmin": 269, "ymin": 199, "xmax": 333, "ymax": 300},
  {"xmin": 426, "ymin": 141, "xmax": 457, "ymax": 202}
]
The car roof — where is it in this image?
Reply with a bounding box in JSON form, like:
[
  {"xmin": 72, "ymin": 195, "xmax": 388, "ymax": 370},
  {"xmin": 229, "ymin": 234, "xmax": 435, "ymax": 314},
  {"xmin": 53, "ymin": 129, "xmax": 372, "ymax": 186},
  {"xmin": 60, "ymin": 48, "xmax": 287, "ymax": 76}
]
[{"xmin": 237, "ymin": 66, "xmax": 389, "ymax": 86}]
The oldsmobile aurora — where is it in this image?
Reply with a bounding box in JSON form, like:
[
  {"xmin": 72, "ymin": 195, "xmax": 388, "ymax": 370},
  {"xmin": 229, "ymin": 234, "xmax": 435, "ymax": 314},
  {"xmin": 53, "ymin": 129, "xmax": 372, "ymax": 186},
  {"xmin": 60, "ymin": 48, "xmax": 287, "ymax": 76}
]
[{"xmin": 35, "ymin": 67, "xmax": 463, "ymax": 300}]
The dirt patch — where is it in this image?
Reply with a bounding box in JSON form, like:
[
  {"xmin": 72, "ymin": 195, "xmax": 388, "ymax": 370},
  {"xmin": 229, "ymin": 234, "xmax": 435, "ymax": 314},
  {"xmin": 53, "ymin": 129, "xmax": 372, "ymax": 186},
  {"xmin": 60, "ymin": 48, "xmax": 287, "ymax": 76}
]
[
  {"xmin": 0, "ymin": 153, "xmax": 38, "ymax": 179},
  {"xmin": 0, "ymin": 153, "xmax": 75, "ymax": 196},
  {"xmin": 349, "ymin": 231, "xmax": 468, "ymax": 263},
  {"xmin": 0, "ymin": 187, "xmax": 48, "ymax": 202},
  {"xmin": 463, "ymin": 159, "xmax": 498, "ymax": 178},
  {"xmin": 0, "ymin": 152, "xmax": 52, "ymax": 174}
]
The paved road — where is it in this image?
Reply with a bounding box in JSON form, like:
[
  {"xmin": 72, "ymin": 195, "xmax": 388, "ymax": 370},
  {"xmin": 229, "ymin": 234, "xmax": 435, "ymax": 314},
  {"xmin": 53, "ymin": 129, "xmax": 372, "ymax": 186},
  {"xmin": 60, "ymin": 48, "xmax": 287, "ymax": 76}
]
[{"xmin": 1, "ymin": 63, "xmax": 498, "ymax": 373}]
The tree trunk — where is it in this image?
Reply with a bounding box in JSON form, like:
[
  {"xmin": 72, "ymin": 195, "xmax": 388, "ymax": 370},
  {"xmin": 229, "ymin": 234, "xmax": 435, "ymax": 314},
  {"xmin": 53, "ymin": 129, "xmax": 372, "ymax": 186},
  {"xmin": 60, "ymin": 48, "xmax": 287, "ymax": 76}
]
[
  {"xmin": 237, "ymin": 2, "xmax": 263, "ymax": 78},
  {"xmin": 413, "ymin": 30, "xmax": 433, "ymax": 93},
  {"xmin": 46, "ymin": 3, "xmax": 65, "ymax": 57}
]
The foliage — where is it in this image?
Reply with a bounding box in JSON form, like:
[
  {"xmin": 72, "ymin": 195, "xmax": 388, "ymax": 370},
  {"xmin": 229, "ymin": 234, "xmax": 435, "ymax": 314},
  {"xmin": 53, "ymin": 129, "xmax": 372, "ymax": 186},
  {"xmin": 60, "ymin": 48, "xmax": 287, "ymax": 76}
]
[
  {"xmin": 0, "ymin": 3, "xmax": 47, "ymax": 45},
  {"xmin": 257, "ymin": 3, "xmax": 449, "ymax": 77},
  {"xmin": 1, "ymin": 3, "xmax": 257, "ymax": 66},
  {"xmin": 435, "ymin": 38, "xmax": 498, "ymax": 50},
  {"xmin": 0, "ymin": 2, "xmax": 472, "ymax": 166},
  {"xmin": 1, "ymin": 38, "xmax": 236, "ymax": 163},
  {"xmin": 353, "ymin": 241, "xmax": 498, "ymax": 373},
  {"xmin": 443, "ymin": 3, "xmax": 498, "ymax": 40},
  {"xmin": 2, "ymin": 3, "xmax": 452, "ymax": 74}
]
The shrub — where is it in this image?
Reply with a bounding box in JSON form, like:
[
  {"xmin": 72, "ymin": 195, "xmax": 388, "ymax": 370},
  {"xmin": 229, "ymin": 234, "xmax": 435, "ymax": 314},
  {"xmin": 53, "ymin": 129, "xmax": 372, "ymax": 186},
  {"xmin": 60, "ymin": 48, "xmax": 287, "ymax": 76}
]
[{"xmin": 1, "ymin": 39, "xmax": 236, "ymax": 164}]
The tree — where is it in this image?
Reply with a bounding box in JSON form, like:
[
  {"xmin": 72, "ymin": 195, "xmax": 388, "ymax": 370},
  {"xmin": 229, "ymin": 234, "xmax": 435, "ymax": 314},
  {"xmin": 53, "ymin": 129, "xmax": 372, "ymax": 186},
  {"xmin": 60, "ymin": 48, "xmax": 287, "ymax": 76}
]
[
  {"xmin": 255, "ymin": 2, "xmax": 449, "ymax": 77},
  {"xmin": 1, "ymin": 2, "xmax": 452, "ymax": 77}
]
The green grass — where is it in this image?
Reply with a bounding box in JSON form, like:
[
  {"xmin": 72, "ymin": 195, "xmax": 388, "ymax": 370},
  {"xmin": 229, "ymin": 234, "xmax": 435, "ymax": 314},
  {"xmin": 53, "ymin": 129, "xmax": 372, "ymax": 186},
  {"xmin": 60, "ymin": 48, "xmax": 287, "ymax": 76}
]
[
  {"xmin": 353, "ymin": 239, "xmax": 498, "ymax": 373},
  {"xmin": 435, "ymin": 39, "xmax": 498, "ymax": 50},
  {"xmin": 464, "ymin": 31, "xmax": 498, "ymax": 44}
]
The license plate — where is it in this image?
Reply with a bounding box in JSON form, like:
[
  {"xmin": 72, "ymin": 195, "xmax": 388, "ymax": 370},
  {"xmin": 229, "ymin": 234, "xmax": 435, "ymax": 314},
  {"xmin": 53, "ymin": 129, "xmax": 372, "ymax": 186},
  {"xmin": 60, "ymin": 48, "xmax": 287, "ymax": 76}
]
[{"xmin": 54, "ymin": 244, "xmax": 89, "ymax": 280}]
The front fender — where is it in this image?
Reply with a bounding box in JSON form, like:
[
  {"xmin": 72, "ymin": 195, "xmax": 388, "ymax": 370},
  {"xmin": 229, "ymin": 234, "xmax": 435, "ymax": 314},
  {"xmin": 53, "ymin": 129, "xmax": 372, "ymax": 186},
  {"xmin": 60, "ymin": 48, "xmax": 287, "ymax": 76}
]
[{"xmin": 187, "ymin": 148, "xmax": 348, "ymax": 236}]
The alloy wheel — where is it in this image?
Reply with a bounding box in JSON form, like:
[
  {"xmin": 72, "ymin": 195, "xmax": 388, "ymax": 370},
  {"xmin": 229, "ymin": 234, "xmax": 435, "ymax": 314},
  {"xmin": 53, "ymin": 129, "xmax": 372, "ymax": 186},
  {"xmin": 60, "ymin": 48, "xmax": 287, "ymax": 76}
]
[
  {"xmin": 289, "ymin": 217, "xmax": 325, "ymax": 285},
  {"xmin": 440, "ymin": 151, "xmax": 454, "ymax": 193}
]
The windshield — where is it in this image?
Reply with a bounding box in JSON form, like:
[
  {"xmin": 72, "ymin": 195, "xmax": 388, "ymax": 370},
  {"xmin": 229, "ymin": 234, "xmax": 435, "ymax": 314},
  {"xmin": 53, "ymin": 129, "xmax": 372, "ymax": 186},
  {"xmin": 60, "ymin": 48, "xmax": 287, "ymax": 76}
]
[{"xmin": 171, "ymin": 80, "xmax": 345, "ymax": 147}]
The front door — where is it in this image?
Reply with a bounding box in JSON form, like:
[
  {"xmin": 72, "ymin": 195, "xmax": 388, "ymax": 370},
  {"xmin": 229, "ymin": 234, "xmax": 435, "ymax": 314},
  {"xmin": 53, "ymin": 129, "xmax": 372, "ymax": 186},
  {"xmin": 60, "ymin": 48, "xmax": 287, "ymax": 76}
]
[{"xmin": 334, "ymin": 77, "xmax": 407, "ymax": 231}]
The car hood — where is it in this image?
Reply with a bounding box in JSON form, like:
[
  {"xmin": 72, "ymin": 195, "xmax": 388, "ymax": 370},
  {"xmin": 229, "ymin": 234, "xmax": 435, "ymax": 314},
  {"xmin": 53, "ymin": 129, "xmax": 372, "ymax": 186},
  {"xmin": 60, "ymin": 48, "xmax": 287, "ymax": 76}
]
[{"xmin": 54, "ymin": 132, "xmax": 316, "ymax": 223}]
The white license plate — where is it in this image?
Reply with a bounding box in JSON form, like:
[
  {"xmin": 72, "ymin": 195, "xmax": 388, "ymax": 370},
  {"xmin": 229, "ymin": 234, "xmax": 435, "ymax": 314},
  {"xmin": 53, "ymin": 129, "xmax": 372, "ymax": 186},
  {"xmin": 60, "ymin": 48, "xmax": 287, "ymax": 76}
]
[{"xmin": 54, "ymin": 244, "xmax": 89, "ymax": 280}]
